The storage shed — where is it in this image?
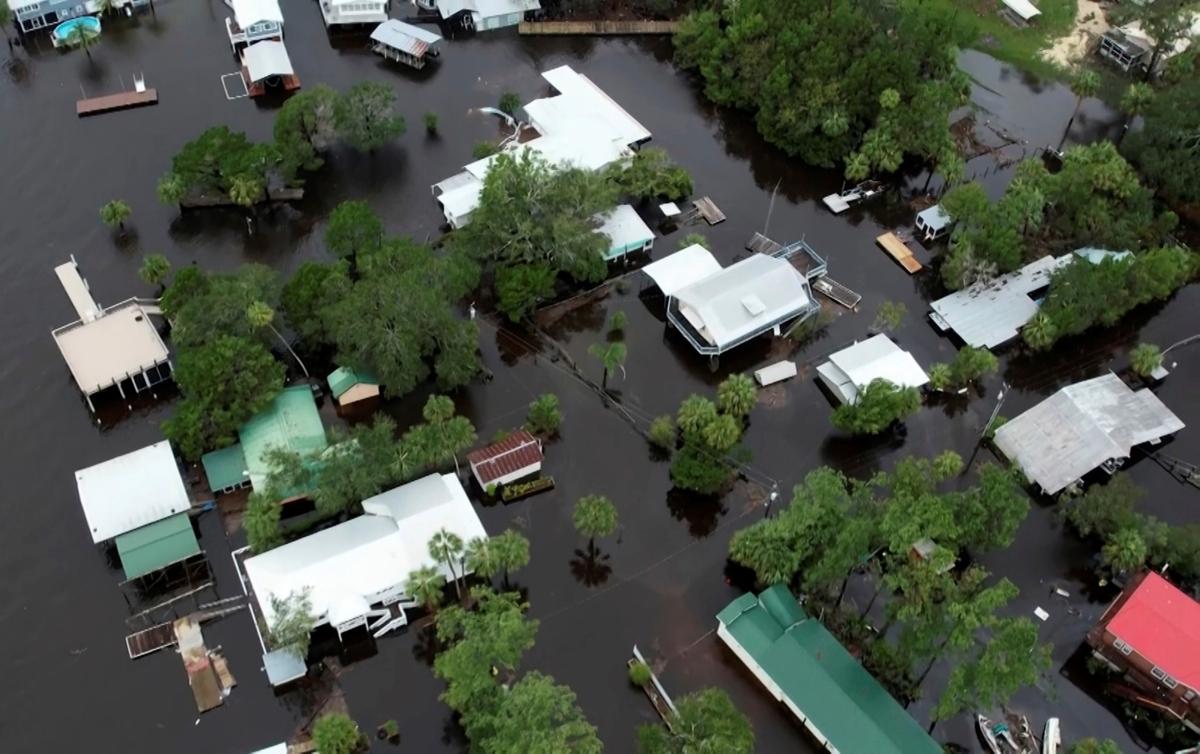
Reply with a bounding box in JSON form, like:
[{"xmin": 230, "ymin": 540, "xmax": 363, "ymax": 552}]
[
  {"xmin": 466, "ymin": 430, "xmax": 544, "ymax": 489},
  {"xmin": 816, "ymin": 334, "xmax": 930, "ymax": 404}
]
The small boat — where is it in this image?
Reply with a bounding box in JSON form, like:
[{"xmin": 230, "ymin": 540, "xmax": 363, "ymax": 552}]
[
  {"xmin": 978, "ymin": 714, "xmax": 1025, "ymax": 754},
  {"xmin": 1042, "ymin": 717, "xmax": 1060, "ymax": 754},
  {"xmin": 822, "ymin": 180, "xmax": 885, "ymax": 214}
]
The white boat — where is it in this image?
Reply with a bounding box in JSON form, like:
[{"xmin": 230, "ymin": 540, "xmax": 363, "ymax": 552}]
[
  {"xmin": 978, "ymin": 715, "xmax": 1004, "ymax": 754},
  {"xmin": 821, "ymin": 180, "xmax": 884, "ymax": 214},
  {"xmin": 1043, "ymin": 717, "xmax": 1060, "ymax": 754}
]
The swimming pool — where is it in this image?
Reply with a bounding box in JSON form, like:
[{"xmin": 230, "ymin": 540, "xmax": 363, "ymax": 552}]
[{"xmin": 51, "ymin": 15, "xmax": 102, "ymax": 48}]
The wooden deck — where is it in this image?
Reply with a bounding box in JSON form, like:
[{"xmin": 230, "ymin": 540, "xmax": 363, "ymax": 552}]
[
  {"xmin": 746, "ymin": 232, "xmax": 783, "ymax": 255},
  {"xmin": 692, "ymin": 197, "xmax": 725, "ymax": 225},
  {"xmin": 813, "ymin": 276, "xmax": 862, "ymax": 309},
  {"xmin": 518, "ymin": 20, "xmax": 680, "ymax": 35},
  {"xmin": 875, "ymin": 232, "xmax": 923, "ymax": 273},
  {"xmin": 76, "ymin": 89, "xmax": 159, "ymax": 117},
  {"xmin": 126, "ymin": 621, "xmax": 178, "ymax": 659},
  {"xmin": 243, "ymin": 68, "xmax": 301, "ymax": 98}
]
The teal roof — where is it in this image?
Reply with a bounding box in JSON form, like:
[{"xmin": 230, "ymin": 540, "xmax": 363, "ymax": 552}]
[
  {"xmin": 718, "ymin": 585, "xmax": 942, "ymax": 754},
  {"xmin": 326, "ymin": 366, "xmax": 379, "ymax": 400},
  {"xmin": 115, "ymin": 512, "xmax": 200, "ymax": 580},
  {"xmin": 239, "ymin": 386, "xmax": 328, "ymax": 491},
  {"xmin": 201, "ymin": 443, "xmax": 249, "ymax": 491}
]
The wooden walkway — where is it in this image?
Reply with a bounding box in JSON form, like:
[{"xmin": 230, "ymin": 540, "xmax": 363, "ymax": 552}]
[
  {"xmin": 692, "ymin": 197, "xmax": 725, "ymax": 225},
  {"xmin": 126, "ymin": 621, "xmax": 178, "ymax": 659},
  {"xmin": 813, "ymin": 276, "xmax": 862, "ymax": 309},
  {"xmin": 875, "ymin": 232, "xmax": 922, "ymax": 273},
  {"xmin": 77, "ymin": 89, "xmax": 158, "ymax": 117},
  {"xmin": 746, "ymin": 232, "xmax": 782, "ymax": 255},
  {"xmin": 518, "ymin": 20, "xmax": 680, "ymax": 35}
]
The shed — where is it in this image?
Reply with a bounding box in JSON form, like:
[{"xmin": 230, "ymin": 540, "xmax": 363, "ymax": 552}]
[
  {"xmin": 201, "ymin": 444, "xmax": 249, "ymax": 494},
  {"xmin": 717, "ymin": 586, "xmax": 942, "ymax": 754},
  {"xmin": 597, "ymin": 205, "xmax": 655, "ymax": 261},
  {"xmin": 242, "ymin": 40, "xmax": 294, "ymax": 84},
  {"xmin": 816, "ymin": 334, "xmax": 930, "ymax": 404},
  {"xmin": 115, "ymin": 513, "xmax": 201, "ymax": 581},
  {"xmin": 1001, "ymin": 0, "xmax": 1041, "ymax": 22},
  {"xmin": 915, "ymin": 204, "xmax": 953, "ymax": 241},
  {"xmin": 421, "ymin": 0, "xmax": 540, "ymax": 31},
  {"xmin": 670, "ymin": 254, "xmax": 818, "ymax": 356},
  {"xmin": 994, "ymin": 373, "xmax": 1185, "ymax": 494},
  {"xmin": 466, "ymin": 430, "xmax": 544, "ymax": 489},
  {"xmin": 928, "ymin": 255, "xmax": 1072, "ymax": 349},
  {"xmin": 370, "ymin": 20, "xmax": 442, "ymax": 68},
  {"xmin": 239, "ymin": 386, "xmax": 328, "ymax": 492},
  {"xmin": 641, "ymin": 244, "xmax": 722, "ymax": 297},
  {"xmin": 327, "ymin": 366, "xmax": 381, "ymax": 408},
  {"xmin": 754, "ymin": 361, "xmax": 797, "ymax": 387}
]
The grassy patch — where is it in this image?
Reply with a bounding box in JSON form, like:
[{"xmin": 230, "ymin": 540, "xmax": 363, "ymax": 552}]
[{"xmin": 930, "ymin": 0, "xmax": 1079, "ymax": 79}]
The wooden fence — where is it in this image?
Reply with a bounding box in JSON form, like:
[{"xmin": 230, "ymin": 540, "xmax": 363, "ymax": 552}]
[{"xmin": 518, "ymin": 20, "xmax": 679, "ymax": 35}]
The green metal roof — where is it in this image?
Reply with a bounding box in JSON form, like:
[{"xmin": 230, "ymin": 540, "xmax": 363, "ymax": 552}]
[
  {"xmin": 326, "ymin": 366, "xmax": 379, "ymax": 400},
  {"xmin": 201, "ymin": 443, "xmax": 248, "ymax": 491},
  {"xmin": 240, "ymin": 386, "xmax": 328, "ymax": 491},
  {"xmin": 115, "ymin": 512, "xmax": 200, "ymax": 580},
  {"xmin": 719, "ymin": 585, "xmax": 942, "ymax": 754}
]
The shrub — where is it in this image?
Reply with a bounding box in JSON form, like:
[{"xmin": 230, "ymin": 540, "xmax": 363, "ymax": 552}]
[
  {"xmin": 313, "ymin": 713, "xmax": 361, "ymax": 754},
  {"xmin": 648, "ymin": 415, "xmax": 676, "ymax": 451},
  {"xmin": 526, "ymin": 393, "xmax": 562, "ymax": 435},
  {"xmin": 424, "ymin": 112, "xmax": 438, "ymax": 134},
  {"xmin": 1130, "ymin": 342, "xmax": 1162, "ymax": 377},
  {"xmin": 629, "ymin": 660, "xmax": 652, "ymax": 686},
  {"xmin": 472, "ymin": 141, "xmax": 500, "ymax": 160},
  {"xmin": 499, "ymin": 91, "xmax": 521, "ymax": 116}
]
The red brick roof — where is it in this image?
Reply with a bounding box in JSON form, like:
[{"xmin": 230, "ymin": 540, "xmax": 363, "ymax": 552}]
[
  {"xmin": 466, "ymin": 430, "xmax": 543, "ymax": 486},
  {"xmin": 1106, "ymin": 571, "xmax": 1200, "ymax": 689}
]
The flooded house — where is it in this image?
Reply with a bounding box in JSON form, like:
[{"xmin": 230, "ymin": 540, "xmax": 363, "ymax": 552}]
[
  {"xmin": 993, "ymin": 373, "xmax": 1185, "ymax": 495},
  {"xmin": 415, "ymin": 0, "xmax": 540, "ymax": 31},
  {"xmin": 432, "ymin": 65, "xmax": 651, "ymax": 228},
  {"xmin": 326, "ymin": 365, "xmax": 381, "ymax": 413},
  {"xmin": 318, "ymin": 0, "xmax": 387, "ymax": 28},
  {"xmin": 1086, "ymin": 570, "xmax": 1200, "ymax": 733},
  {"xmin": 597, "ymin": 204, "xmax": 655, "ymax": 262},
  {"xmin": 717, "ymin": 586, "xmax": 943, "ymax": 754},
  {"xmin": 369, "ymin": 20, "xmax": 442, "ymax": 70},
  {"xmin": 466, "ymin": 429, "xmax": 543, "ymax": 491},
  {"xmin": 225, "ymin": 0, "xmax": 284, "ymax": 49},
  {"xmin": 240, "ymin": 473, "xmax": 487, "ymax": 685},
  {"xmin": 50, "ymin": 257, "xmax": 173, "ymax": 413},
  {"xmin": 928, "ymin": 255, "xmax": 1073, "ymax": 349},
  {"xmin": 10, "ymin": 0, "xmax": 147, "ymax": 33},
  {"xmin": 1098, "ymin": 15, "xmax": 1200, "ymax": 75},
  {"xmin": 74, "ymin": 441, "xmax": 202, "ymax": 582},
  {"xmin": 240, "ymin": 39, "xmax": 300, "ymax": 97},
  {"xmin": 643, "ymin": 244, "xmax": 820, "ymax": 357},
  {"xmin": 816, "ymin": 334, "xmax": 930, "ymax": 404},
  {"xmin": 200, "ymin": 386, "xmax": 328, "ymax": 499}
]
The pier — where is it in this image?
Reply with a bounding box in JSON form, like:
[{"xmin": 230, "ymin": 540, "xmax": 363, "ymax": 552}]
[
  {"xmin": 875, "ymin": 232, "xmax": 923, "ymax": 273},
  {"xmin": 518, "ymin": 20, "xmax": 680, "ymax": 35},
  {"xmin": 77, "ymin": 88, "xmax": 159, "ymax": 117}
]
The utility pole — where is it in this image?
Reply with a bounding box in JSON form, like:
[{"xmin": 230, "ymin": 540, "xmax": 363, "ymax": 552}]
[{"xmin": 964, "ymin": 381, "xmax": 1009, "ymax": 474}]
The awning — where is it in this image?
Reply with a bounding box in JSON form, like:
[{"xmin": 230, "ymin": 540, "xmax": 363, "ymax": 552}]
[
  {"xmin": 115, "ymin": 512, "xmax": 200, "ymax": 581},
  {"xmin": 243, "ymin": 41, "xmax": 294, "ymax": 83},
  {"xmin": 1002, "ymin": 0, "xmax": 1041, "ymax": 21},
  {"xmin": 641, "ymin": 244, "xmax": 722, "ymax": 297}
]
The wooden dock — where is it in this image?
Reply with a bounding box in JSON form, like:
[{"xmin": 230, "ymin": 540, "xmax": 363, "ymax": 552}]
[
  {"xmin": 126, "ymin": 621, "xmax": 178, "ymax": 659},
  {"xmin": 518, "ymin": 20, "xmax": 680, "ymax": 35},
  {"xmin": 813, "ymin": 276, "xmax": 862, "ymax": 309},
  {"xmin": 746, "ymin": 232, "xmax": 783, "ymax": 255},
  {"xmin": 77, "ymin": 88, "xmax": 159, "ymax": 117},
  {"xmin": 692, "ymin": 197, "xmax": 725, "ymax": 225},
  {"xmin": 175, "ymin": 616, "xmax": 228, "ymax": 713},
  {"xmin": 875, "ymin": 232, "xmax": 923, "ymax": 274},
  {"xmin": 179, "ymin": 186, "xmax": 304, "ymax": 209}
]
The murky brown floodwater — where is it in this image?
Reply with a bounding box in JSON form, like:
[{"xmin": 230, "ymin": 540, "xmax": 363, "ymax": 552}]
[{"xmin": 1, "ymin": 3, "xmax": 1196, "ymax": 752}]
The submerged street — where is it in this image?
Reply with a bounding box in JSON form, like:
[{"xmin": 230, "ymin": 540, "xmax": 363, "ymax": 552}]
[{"xmin": 0, "ymin": 1, "xmax": 1197, "ymax": 752}]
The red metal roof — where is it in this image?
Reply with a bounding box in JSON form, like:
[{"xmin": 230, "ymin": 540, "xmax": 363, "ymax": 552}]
[
  {"xmin": 466, "ymin": 430, "xmax": 543, "ymax": 486},
  {"xmin": 1107, "ymin": 571, "xmax": 1200, "ymax": 689}
]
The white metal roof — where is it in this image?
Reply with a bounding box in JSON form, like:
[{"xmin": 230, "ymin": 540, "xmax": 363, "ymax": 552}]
[
  {"xmin": 597, "ymin": 205, "xmax": 654, "ymax": 253},
  {"xmin": 75, "ymin": 441, "xmax": 190, "ymax": 543},
  {"xmin": 540, "ymin": 65, "xmax": 650, "ymax": 145},
  {"xmin": 244, "ymin": 474, "xmax": 486, "ymax": 627},
  {"xmin": 994, "ymin": 373, "xmax": 1185, "ymax": 494},
  {"xmin": 674, "ymin": 254, "xmax": 814, "ymax": 350},
  {"xmin": 928, "ymin": 255, "xmax": 1072, "ymax": 349},
  {"xmin": 817, "ymin": 334, "xmax": 930, "ymax": 404},
  {"xmin": 641, "ymin": 245, "xmax": 722, "ymax": 297},
  {"xmin": 231, "ymin": 0, "xmax": 284, "ymax": 24},
  {"xmin": 1002, "ymin": 0, "xmax": 1041, "ymax": 20},
  {"xmin": 242, "ymin": 40, "xmax": 294, "ymax": 83},
  {"xmin": 370, "ymin": 19, "xmax": 442, "ymax": 54},
  {"xmin": 435, "ymin": 0, "xmax": 540, "ymax": 20},
  {"xmin": 916, "ymin": 204, "xmax": 952, "ymax": 232}
]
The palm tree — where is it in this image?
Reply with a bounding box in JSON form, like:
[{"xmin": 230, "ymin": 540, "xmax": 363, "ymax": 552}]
[
  {"xmin": 63, "ymin": 20, "xmax": 100, "ymax": 60},
  {"xmin": 405, "ymin": 565, "xmax": 446, "ymax": 613},
  {"xmin": 1022, "ymin": 312, "xmax": 1057, "ymax": 351},
  {"xmin": 491, "ymin": 529, "xmax": 530, "ymax": 588},
  {"xmin": 587, "ymin": 341, "xmax": 627, "ymax": 390},
  {"xmin": 464, "ymin": 536, "xmax": 500, "ymax": 584},
  {"xmin": 246, "ymin": 301, "xmax": 309, "ymax": 378},
  {"xmin": 1118, "ymin": 82, "xmax": 1153, "ymax": 144},
  {"xmin": 99, "ymin": 199, "xmax": 131, "ymax": 231},
  {"xmin": 428, "ymin": 529, "xmax": 465, "ymax": 600},
  {"xmin": 138, "ymin": 254, "xmax": 171, "ymax": 289},
  {"xmin": 93, "ymin": 0, "xmax": 116, "ymax": 15},
  {"xmin": 844, "ymin": 151, "xmax": 870, "ymax": 182},
  {"xmin": 701, "ymin": 413, "xmax": 741, "ymax": 453},
  {"xmin": 716, "ymin": 374, "xmax": 757, "ymax": 418},
  {"xmin": 572, "ymin": 495, "xmax": 618, "ymax": 550},
  {"xmin": 157, "ymin": 173, "xmax": 187, "ymax": 206},
  {"xmin": 1129, "ymin": 342, "xmax": 1162, "ymax": 377},
  {"xmin": 1061, "ymin": 69, "xmax": 1100, "ymax": 149},
  {"xmin": 1101, "ymin": 528, "xmax": 1147, "ymax": 576}
]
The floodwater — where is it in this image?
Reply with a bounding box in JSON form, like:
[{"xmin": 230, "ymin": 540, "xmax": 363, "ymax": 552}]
[{"xmin": 0, "ymin": 3, "xmax": 1196, "ymax": 753}]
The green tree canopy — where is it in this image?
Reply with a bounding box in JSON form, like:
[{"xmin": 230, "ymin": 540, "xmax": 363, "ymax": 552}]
[
  {"xmin": 325, "ymin": 199, "xmax": 384, "ymax": 263},
  {"xmin": 406, "ymin": 564, "xmax": 447, "ymax": 612},
  {"xmin": 492, "ymin": 529, "xmax": 531, "ymax": 584},
  {"xmin": 161, "ymin": 126, "xmax": 280, "ymax": 201},
  {"xmin": 637, "ymin": 687, "xmax": 754, "ymax": 754},
  {"xmin": 274, "ymin": 84, "xmax": 339, "ymax": 176},
  {"xmin": 161, "ymin": 264, "xmax": 280, "ymax": 349},
  {"xmin": 312, "ymin": 713, "xmax": 361, "ymax": 754},
  {"xmin": 267, "ymin": 588, "xmax": 315, "ymax": 659},
  {"xmin": 527, "ymin": 393, "xmax": 562, "ymax": 436},
  {"xmin": 334, "ymin": 81, "xmax": 405, "ymax": 152},
  {"xmin": 830, "ymin": 379, "xmax": 920, "ymax": 434},
  {"xmin": 717, "ymin": 373, "xmax": 757, "ymax": 418},
  {"xmin": 1130, "ymin": 342, "xmax": 1163, "ymax": 377},
  {"xmin": 1124, "ymin": 75, "xmax": 1200, "ymax": 204},
  {"xmin": 476, "ymin": 671, "xmax": 602, "ymax": 754},
  {"xmin": 606, "ymin": 147, "xmax": 694, "ymax": 202},
  {"xmin": 573, "ymin": 495, "xmax": 618, "ymax": 542},
  {"xmin": 100, "ymin": 199, "xmax": 131, "ymax": 229},
  {"xmin": 139, "ymin": 254, "xmax": 171, "ymax": 287}
]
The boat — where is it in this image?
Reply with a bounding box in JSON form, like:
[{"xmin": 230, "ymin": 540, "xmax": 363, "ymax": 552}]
[
  {"xmin": 978, "ymin": 714, "xmax": 1025, "ymax": 754},
  {"xmin": 821, "ymin": 180, "xmax": 885, "ymax": 214},
  {"xmin": 1042, "ymin": 717, "xmax": 1060, "ymax": 754}
]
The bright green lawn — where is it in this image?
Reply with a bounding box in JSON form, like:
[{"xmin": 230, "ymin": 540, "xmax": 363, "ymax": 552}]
[{"xmin": 930, "ymin": 0, "xmax": 1080, "ymax": 79}]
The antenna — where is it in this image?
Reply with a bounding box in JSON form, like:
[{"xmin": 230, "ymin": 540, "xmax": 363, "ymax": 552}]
[{"xmin": 762, "ymin": 177, "xmax": 781, "ymax": 236}]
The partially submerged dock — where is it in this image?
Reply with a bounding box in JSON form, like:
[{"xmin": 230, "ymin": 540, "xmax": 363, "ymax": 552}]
[
  {"xmin": 77, "ymin": 78, "xmax": 158, "ymax": 117},
  {"xmin": 876, "ymin": 232, "xmax": 923, "ymax": 274}
]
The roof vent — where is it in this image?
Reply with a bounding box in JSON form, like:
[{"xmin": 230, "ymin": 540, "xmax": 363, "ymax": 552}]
[{"xmin": 740, "ymin": 295, "xmax": 766, "ymax": 317}]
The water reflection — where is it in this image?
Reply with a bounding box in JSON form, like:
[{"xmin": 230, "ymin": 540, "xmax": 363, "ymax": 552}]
[{"xmin": 569, "ymin": 542, "xmax": 612, "ymax": 587}]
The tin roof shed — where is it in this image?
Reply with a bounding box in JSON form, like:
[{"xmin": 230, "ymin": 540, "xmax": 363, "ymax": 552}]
[
  {"xmin": 816, "ymin": 334, "xmax": 930, "ymax": 404},
  {"xmin": 466, "ymin": 430, "xmax": 544, "ymax": 488},
  {"xmin": 240, "ymin": 386, "xmax": 328, "ymax": 491}
]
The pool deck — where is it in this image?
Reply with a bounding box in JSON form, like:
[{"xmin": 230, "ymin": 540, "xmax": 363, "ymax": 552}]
[{"xmin": 77, "ymin": 89, "xmax": 159, "ymax": 117}]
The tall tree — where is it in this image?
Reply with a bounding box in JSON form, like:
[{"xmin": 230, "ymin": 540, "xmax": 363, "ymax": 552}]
[
  {"xmin": 267, "ymin": 588, "xmax": 316, "ymax": 659},
  {"xmin": 637, "ymin": 687, "xmax": 754, "ymax": 754},
  {"xmin": 476, "ymin": 672, "xmax": 602, "ymax": 754},
  {"xmin": 274, "ymin": 84, "xmax": 339, "ymax": 177},
  {"xmin": 334, "ymin": 81, "xmax": 405, "ymax": 152},
  {"xmin": 312, "ymin": 713, "xmax": 361, "ymax": 754},
  {"xmin": 429, "ymin": 528, "xmax": 466, "ymax": 601},
  {"xmin": 406, "ymin": 565, "xmax": 447, "ymax": 613},
  {"xmin": 588, "ymin": 341, "xmax": 627, "ymax": 390},
  {"xmin": 99, "ymin": 199, "xmax": 131, "ymax": 230},
  {"xmin": 716, "ymin": 373, "xmax": 757, "ymax": 418},
  {"xmin": 402, "ymin": 394, "xmax": 476, "ymax": 473},
  {"xmin": 573, "ymin": 495, "xmax": 618, "ymax": 548},
  {"xmin": 246, "ymin": 300, "xmax": 308, "ymax": 377},
  {"xmin": 1123, "ymin": 76, "xmax": 1200, "ymax": 204},
  {"xmin": 1114, "ymin": 0, "xmax": 1198, "ymax": 79},
  {"xmin": 830, "ymin": 379, "xmax": 920, "ymax": 435},
  {"xmin": 324, "ymin": 199, "xmax": 384, "ymax": 264},
  {"xmin": 1118, "ymin": 82, "xmax": 1154, "ymax": 144},
  {"xmin": 465, "ymin": 536, "xmax": 501, "ymax": 583},
  {"xmin": 728, "ymin": 519, "xmax": 801, "ymax": 586},
  {"xmin": 492, "ymin": 529, "xmax": 531, "ymax": 587},
  {"xmin": 1062, "ymin": 69, "xmax": 1100, "ymax": 148},
  {"xmin": 138, "ymin": 254, "xmax": 171, "ymax": 288},
  {"xmin": 63, "ymin": 19, "xmax": 99, "ymax": 59}
]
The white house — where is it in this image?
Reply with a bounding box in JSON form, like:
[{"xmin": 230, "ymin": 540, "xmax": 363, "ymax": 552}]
[
  {"xmin": 432, "ymin": 65, "xmax": 650, "ymax": 228},
  {"xmin": 416, "ymin": 0, "xmax": 540, "ymax": 31},
  {"xmin": 816, "ymin": 334, "xmax": 930, "ymax": 404},
  {"xmin": 243, "ymin": 473, "xmax": 486, "ymax": 645},
  {"xmin": 225, "ymin": 0, "xmax": 284, "ymax": 49},
  {"xmin": 319, "ymin": 0, "xmax": 388, "ymax": 28}
]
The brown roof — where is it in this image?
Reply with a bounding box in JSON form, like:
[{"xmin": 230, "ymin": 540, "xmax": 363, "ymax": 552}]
[{"xmin": 466, "ymin": 430, "xmax": 543, "ymax": 485}]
